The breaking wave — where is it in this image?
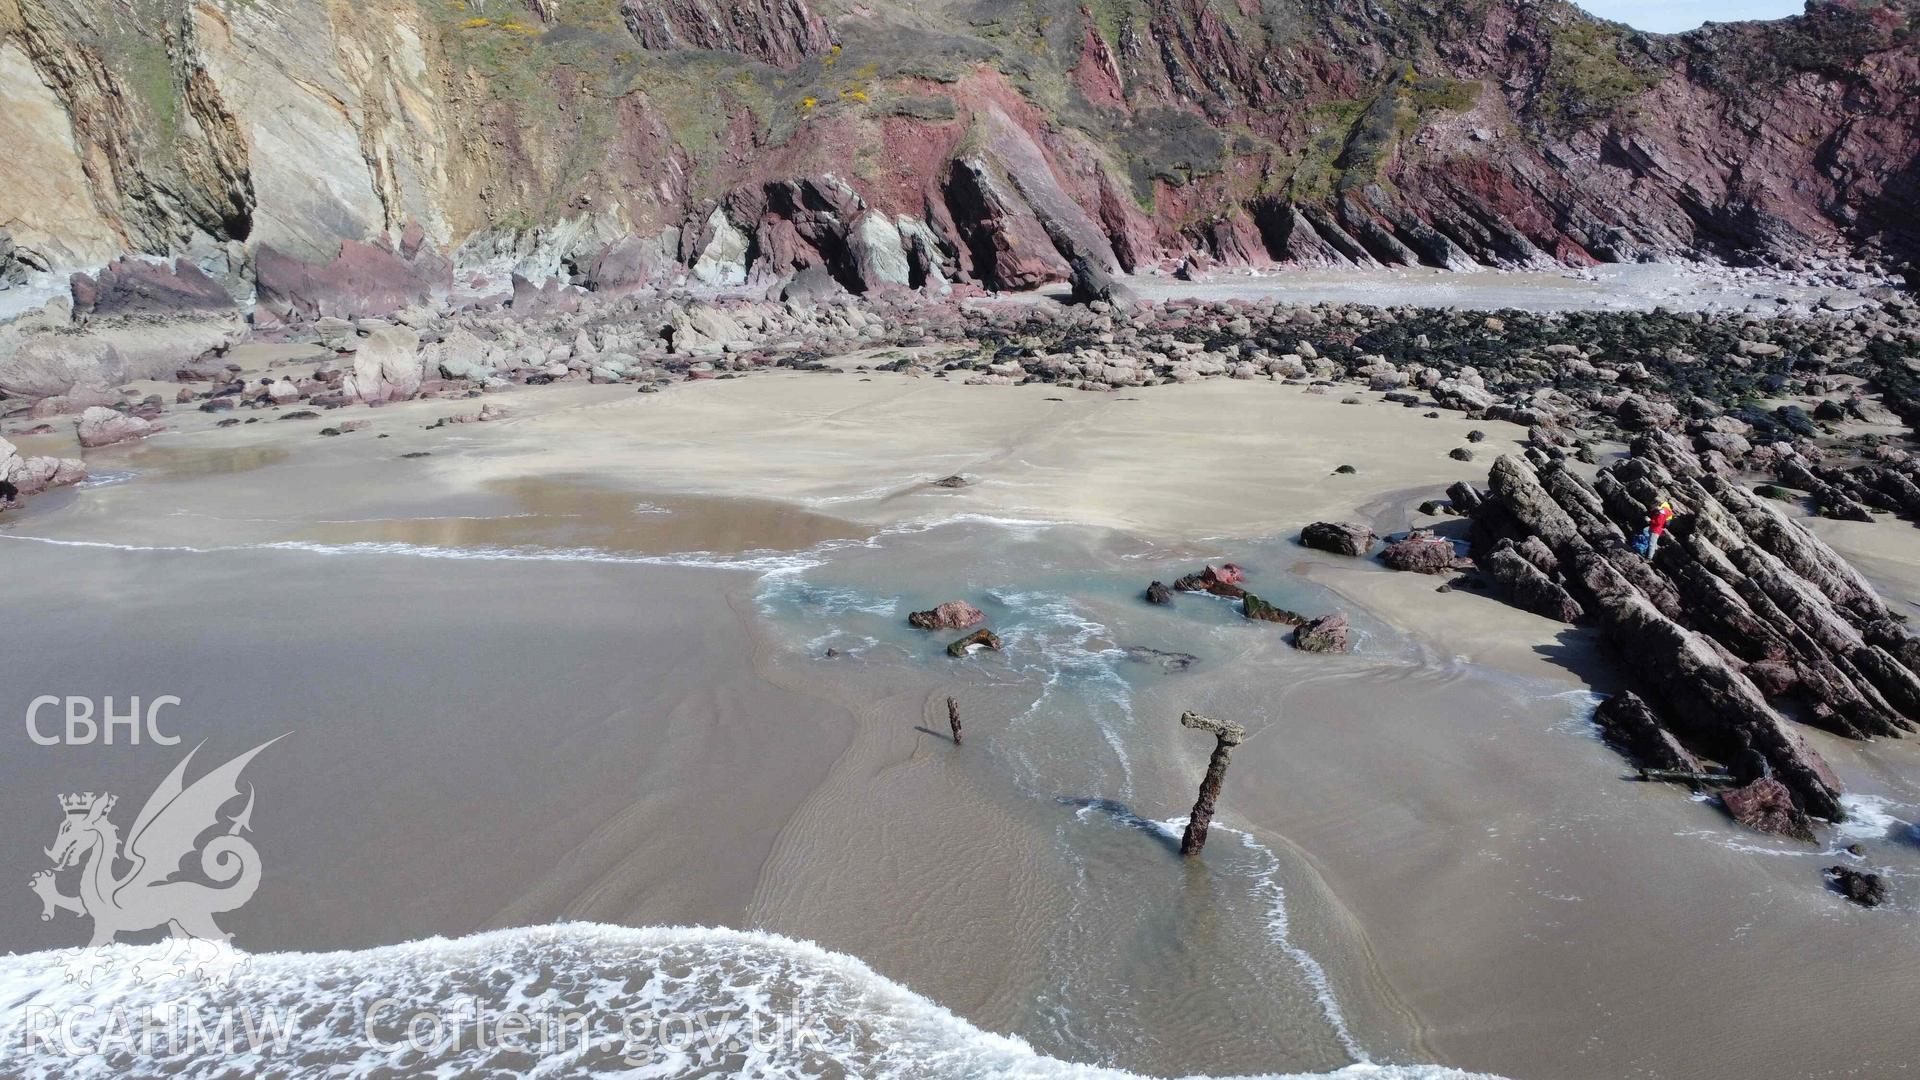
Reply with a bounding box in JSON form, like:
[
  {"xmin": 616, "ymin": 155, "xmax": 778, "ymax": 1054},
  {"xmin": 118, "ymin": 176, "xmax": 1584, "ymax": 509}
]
[{"xmin": 0, "ymin": 924, "xmax": 1505, "ymax": 1080}]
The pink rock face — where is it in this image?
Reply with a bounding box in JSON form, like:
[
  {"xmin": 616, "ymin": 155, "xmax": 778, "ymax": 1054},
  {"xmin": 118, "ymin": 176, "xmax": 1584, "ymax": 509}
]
[
  {"xmin": 74, "ymin": 406, "xmax": 156, "ymax": 449},
  {"xmin": 943, "ymin": 159, "xmax": 1072, "ymax": 292},
  {"xmin": 69, "ymin": 257, "xmax": 235, "ymax": 318},
  {"xmin": 1721, "ymin": 776, "xmax": 1815, "ymax": 841},
  {"xmin": 1380, "ymin": 531, "xmax": 1463, "ymax": 574},
  {"xmin": 255, "ymin": 239, "xmax": 447, "ymax": 322},
  {"xmin": 1209, "ymin": 563, "xmax": 1246, "ymax": 586},
  {"xmin": 908, "ymin": 601, "xmax": 987, "ymax": 631}
]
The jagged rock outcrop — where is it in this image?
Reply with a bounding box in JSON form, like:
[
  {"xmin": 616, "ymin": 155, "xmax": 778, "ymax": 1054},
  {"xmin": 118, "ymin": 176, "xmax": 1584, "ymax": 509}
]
[
  {"xmin": 622, "ymin": 0, "xmax": 833, "ymax": 68},
  {"xmin": 1593, "ymin": 692, "xmax": 1705, "ymax": 774},
  {"xmin": 1455, "ymin": 434, "xmax": 1920, "ymax": 826},
  {"xmin": 1484, "ymin": 541, "xmax": 1584, "ymax": 623}
]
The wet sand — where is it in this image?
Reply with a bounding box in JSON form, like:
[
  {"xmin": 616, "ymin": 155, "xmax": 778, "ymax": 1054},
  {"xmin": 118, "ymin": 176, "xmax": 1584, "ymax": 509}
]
[{"xmin": 5, "ymin": 370, "xmax": 1920, "ymax": 1078}]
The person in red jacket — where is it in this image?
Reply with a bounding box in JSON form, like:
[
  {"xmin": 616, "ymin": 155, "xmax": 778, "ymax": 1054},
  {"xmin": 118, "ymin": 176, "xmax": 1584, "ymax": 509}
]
[{"xmin": 1646, "ymin": 500, "xmax": 1674, "ymax": 557}]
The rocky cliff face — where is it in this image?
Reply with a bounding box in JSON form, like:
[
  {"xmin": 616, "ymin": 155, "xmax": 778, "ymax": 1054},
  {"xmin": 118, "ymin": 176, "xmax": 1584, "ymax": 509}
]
[{"xmin": 0, "ymin": 0, "xmax": 1913, "ymax": 300}]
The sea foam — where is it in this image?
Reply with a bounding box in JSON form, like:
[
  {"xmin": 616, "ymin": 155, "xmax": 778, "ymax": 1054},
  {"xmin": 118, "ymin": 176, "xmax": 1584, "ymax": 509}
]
[{"xmin": 0, "ymin": 924, "xmax": 1507, "ymax": 1080}]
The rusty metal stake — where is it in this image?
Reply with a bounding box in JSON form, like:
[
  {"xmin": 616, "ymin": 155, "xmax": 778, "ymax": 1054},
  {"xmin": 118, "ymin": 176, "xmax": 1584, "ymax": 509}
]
[{"xmin": 1178, "ymin": 711, "xmax": 1245, "ymax": 856}]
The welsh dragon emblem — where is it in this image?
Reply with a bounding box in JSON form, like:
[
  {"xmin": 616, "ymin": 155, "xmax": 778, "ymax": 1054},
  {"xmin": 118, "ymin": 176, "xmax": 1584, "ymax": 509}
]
[{"xmin": 29, "ymin": 737, "xmax": 284, "ymax": 986}]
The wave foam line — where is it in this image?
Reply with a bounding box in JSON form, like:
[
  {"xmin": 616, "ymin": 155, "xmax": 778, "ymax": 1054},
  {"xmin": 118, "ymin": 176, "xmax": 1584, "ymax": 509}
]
[
  {"xmin": 0, "ymin": 923, "xmax": 1507, "ymax": 1080},
  {"xmin": 0, "ymin": 533, "xmax": 839, "ymax": 576}
]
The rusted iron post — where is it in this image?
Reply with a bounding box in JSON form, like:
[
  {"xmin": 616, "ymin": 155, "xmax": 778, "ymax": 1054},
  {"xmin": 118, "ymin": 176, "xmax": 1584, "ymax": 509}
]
[{"xmin": 1178, "ymin": 710, "xmax": 1245, "ymax": 856}]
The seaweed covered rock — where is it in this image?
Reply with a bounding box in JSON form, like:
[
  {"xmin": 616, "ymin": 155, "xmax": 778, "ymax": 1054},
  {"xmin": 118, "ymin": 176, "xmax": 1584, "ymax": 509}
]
[
  {"xmin": 1291, "ymin": 613, "xmax": 1351, "ymax": 653},
  {"xmin": 1242, "ymin": 593, "xmax": 1306, "ymax": 625}
]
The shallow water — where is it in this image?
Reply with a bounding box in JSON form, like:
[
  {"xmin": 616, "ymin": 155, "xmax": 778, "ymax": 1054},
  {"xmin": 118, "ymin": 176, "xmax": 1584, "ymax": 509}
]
[{"xmin": 4, "ymin": 473, "xmax": 1919, "ymax": 1078}]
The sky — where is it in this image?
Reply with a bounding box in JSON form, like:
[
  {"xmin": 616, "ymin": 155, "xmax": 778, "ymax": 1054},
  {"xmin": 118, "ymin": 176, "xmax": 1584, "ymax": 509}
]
[{"xmin": 1573, "ymin": 1, "xmax": 1807, "ymax": 33}]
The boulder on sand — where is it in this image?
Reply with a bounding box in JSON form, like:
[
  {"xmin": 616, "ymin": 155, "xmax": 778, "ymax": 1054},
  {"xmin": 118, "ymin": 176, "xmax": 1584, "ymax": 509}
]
[
  {"xmin": 909, "ymin": 601, "xmax": 986, "ymax": 631},
  {"xmin": 341, "ymin": 325, "xmax": 426, "ymax": 403},
  {"xmin": 1300, "ymin": 521, "xmax": 1377, "ymax": 557},
  {"xmin": 74, "ymin": 406, "xmax": 155, "ymax": 448},
  {"xmin": 1380, "ymin": 530, "xmax": 1462, "ymax": 574}
]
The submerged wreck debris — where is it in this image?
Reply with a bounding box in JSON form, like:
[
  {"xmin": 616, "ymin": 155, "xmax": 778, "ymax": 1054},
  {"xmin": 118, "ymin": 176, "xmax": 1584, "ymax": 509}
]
[
  {"xmin": 1149, "ymin": 562, "xmax": 1347, "ymax": 636},
  {"xmin": 946, "ymin": 628, "xmax": 1002, "ymax": 658},
  {"xmin": 1447, "ymin": 431, "xmax": 1920, "ymax": 829},
  {"xmin": 1177, "ymin": 711, "xmax": 1246, "ymax": 857},
  {"xmin": 1124, "ymin": 646, "xmax": 1199, "ymax": 672},
  {"xmin": 946, "ymin": 696, "xmax": 963, "ymax": 746}
]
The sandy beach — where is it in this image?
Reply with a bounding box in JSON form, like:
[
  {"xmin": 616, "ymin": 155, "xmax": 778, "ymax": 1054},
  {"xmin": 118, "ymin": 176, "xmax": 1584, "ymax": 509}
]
[{"xmin": 5, "ymin": 360, "xmax": 1919, "ymax": 1079}]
